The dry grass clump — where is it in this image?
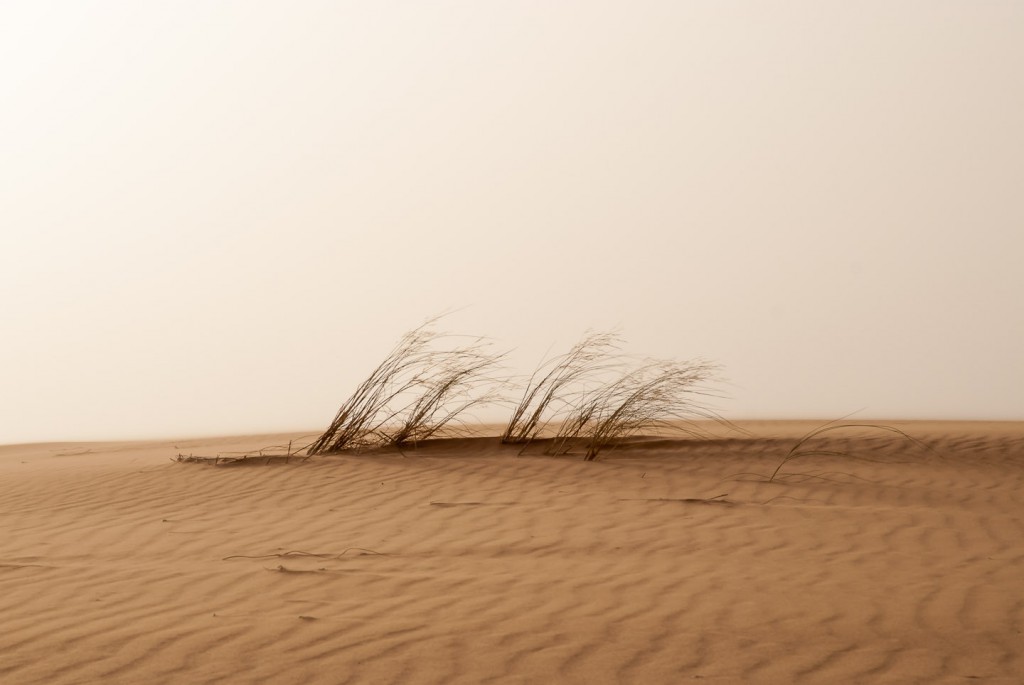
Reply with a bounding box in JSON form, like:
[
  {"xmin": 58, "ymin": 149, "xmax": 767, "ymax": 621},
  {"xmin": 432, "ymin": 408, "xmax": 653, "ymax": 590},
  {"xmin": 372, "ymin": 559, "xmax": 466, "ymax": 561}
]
[
  {"xmin": 549, "ymin": 357, "xmax": 721, "ymax": 460},
  {"xmin": 177, "ymin": 318, "xmax": 721, "ymax": 464},
  {"xmin": 501, "ymin": 331, "xmax": 622, "ymax": 446},
  {"xmin": 503, "ymin": 332, "xmax": 722, "ymax": 459},
  {"xmin": 306, "ymin": 320, "xmax": 505, "ymax": 455}
]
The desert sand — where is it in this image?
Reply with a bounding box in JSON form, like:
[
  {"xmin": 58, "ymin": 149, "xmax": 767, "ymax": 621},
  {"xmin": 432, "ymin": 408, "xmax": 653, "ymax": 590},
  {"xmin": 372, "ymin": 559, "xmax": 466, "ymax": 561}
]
[{"xmin": 1, "ymin": 421, "xmax": 1022, "ymax": 684}]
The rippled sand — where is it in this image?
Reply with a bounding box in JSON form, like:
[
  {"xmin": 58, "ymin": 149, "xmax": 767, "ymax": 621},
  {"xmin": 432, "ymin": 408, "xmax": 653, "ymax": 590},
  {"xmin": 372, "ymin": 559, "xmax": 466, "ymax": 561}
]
[{"xmin": 1, "ymin": 421, "xmax": 1022, "ymax": 684}]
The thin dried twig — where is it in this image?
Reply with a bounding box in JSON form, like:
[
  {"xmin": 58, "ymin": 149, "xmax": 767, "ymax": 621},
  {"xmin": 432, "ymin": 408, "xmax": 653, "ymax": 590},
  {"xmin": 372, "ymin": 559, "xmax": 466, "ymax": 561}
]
[{"xmin": 223, "ymin": 548, "xmax": 386, "ymax": 561}]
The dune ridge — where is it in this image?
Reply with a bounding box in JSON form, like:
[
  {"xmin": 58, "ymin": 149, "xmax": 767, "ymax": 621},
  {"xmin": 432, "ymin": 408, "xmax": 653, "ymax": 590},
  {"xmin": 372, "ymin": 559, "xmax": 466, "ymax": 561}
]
[{"xmin": 1, "ymin": 421, "xmax": 1022, "ymax": 684}]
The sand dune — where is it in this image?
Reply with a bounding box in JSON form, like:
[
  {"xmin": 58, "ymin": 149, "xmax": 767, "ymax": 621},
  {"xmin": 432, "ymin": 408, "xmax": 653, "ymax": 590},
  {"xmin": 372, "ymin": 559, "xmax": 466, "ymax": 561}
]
[{"xmin": 1, "ymin": 422, "xmax": 1022, "ymax": 684}]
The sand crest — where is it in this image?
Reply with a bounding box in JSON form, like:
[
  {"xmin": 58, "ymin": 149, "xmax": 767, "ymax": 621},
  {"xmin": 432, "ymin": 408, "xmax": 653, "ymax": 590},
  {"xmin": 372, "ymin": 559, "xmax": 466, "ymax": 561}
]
[{"xmin": 1, "ymin": 422, "xmax": 1022, "ymax": 684}]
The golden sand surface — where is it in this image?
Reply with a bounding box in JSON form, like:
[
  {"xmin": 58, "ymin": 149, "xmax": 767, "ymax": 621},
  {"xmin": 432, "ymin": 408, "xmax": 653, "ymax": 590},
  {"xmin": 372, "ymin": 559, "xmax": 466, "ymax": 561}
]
[{"xmin": 1, "ymin": 421, "xmax": 1022, "ymax": 684}]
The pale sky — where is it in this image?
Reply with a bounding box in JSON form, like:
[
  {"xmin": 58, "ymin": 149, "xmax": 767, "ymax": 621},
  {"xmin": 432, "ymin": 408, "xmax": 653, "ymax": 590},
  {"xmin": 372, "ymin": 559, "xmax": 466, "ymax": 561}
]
[{"xmin": 2, "ymin": 1, "xmax": 1022, "ymax": 444}]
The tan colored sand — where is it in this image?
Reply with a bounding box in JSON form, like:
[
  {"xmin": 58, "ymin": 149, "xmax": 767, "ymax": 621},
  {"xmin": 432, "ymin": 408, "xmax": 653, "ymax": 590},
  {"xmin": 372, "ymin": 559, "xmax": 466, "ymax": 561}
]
[{"xmin": 1, "ymin": 422, "xmax": 1022, "ymax": 684}]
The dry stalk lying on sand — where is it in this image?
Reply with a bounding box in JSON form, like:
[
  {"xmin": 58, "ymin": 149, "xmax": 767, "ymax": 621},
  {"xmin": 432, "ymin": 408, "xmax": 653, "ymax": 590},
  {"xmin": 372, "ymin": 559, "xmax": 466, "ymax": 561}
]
[
  {"xmin": 306, "ymin": 319, "xmax": 506, "ymax": 454},
  {"xmin": 550, "ymin": 357, "xmax": 721, "ymax": 460},
  {"xmin": 222, "ymin": 548, "xmax": 385, "ymax": 561},
  {"xmin": 501, "ymin": 331, "xmax": 622, "ymax": 446},
  {"xmin": 174, "ymin": 439, "xmax": 310, "ymax": 466}
]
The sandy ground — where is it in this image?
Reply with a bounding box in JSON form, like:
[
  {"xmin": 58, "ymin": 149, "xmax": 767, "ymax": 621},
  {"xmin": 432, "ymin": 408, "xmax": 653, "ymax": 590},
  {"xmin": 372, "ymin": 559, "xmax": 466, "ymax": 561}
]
[{"xmin": 1, "ymin": 421, "xmax": 1022, "ymax": 684}]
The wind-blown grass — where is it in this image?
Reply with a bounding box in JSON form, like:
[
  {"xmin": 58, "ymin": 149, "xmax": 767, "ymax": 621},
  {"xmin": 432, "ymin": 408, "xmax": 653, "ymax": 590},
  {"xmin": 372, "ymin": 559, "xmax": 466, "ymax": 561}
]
[
  {"xmin": 386, "ymin": 336, "xmax": 506, "ymax": 447},
  {"xmin": 306, "ymin": 320, "xmax": 505, "ymax": 455},
  {"xmin": 184, "ymin": 318, "xmax": 721, "ymax": 462},
  {"xmin": 501, "ymin": 331, "xmax": 621, "ymax": 446},
  {"xmin": 550, "ymin": 357, "xmax": 721, "ymax": 460}
]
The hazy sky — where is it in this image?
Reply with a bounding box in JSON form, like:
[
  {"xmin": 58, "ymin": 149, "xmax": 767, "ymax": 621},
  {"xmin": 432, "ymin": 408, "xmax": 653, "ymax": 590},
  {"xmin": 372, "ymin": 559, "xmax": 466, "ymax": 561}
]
[{"xmin": 2, "ymin": 1, "xmax": 1022, "ymax": 443}]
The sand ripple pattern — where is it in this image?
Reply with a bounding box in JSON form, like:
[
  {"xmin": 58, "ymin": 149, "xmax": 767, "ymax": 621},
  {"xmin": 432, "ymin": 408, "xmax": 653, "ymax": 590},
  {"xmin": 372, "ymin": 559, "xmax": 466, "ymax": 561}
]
[{"xmin": 1, "ymin": 422, "xmax": 1022, "ymax": 684}]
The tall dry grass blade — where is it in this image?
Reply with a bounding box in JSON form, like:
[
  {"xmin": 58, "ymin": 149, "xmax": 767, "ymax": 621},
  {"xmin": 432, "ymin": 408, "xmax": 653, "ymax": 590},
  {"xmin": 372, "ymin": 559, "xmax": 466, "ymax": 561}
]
[{"xmin": 768, "ymin": 421, "xmax": 934, "ymax": 483}]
